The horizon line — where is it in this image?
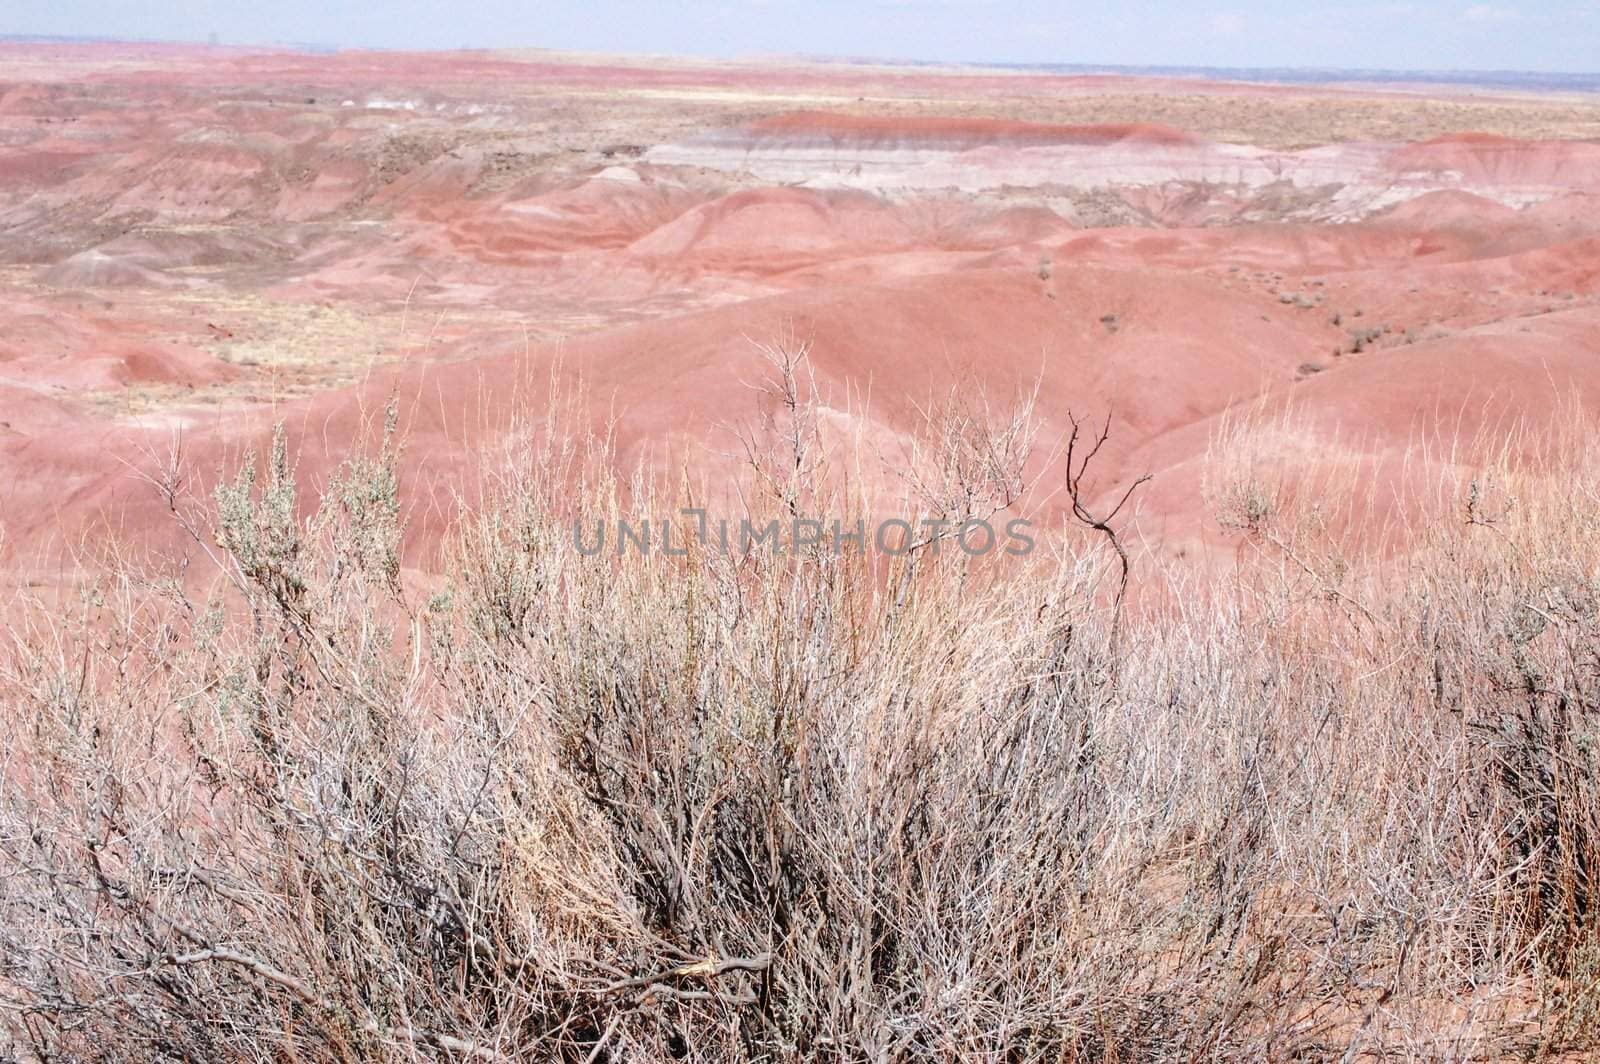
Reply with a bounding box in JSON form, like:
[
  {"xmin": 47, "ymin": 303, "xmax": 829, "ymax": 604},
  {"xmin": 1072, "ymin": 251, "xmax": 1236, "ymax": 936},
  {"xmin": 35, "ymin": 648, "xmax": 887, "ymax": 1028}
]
[{"xmin": 3, "ymin": 31, "xmax": 1599, "ymax": 84}]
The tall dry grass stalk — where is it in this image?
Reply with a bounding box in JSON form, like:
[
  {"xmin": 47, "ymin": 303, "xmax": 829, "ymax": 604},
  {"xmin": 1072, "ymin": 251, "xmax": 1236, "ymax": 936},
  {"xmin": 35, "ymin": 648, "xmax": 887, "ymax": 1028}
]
[{"xmin": 1, "ymin": 359, "xmax": 1598, "ymax": 1061}]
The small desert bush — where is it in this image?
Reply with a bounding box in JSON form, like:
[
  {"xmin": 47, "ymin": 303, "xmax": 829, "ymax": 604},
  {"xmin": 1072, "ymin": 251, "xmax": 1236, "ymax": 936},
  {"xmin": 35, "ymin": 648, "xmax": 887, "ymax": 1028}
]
[{"xmin": 1, "ymin": 380, "xmax": 1598, "ymax": 1061}]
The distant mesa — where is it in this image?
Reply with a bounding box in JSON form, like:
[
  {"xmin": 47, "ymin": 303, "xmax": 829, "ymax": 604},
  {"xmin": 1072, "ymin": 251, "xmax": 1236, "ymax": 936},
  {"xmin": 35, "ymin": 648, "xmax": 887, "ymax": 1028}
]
[
  {"xmin": 650, "ymin": 111, "xmax": 1600, "ymax": 217},
  {"xmin": 741, "ymin": 111, "xmax": 1202, "ymax": 151}
]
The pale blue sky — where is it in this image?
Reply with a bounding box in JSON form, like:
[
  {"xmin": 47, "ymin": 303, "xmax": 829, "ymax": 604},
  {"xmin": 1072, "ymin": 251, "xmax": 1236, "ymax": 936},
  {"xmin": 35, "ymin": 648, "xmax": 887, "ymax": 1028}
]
[{"xmin": 3, "ymin": 1, "xmax": 1598, "ymax": 73}]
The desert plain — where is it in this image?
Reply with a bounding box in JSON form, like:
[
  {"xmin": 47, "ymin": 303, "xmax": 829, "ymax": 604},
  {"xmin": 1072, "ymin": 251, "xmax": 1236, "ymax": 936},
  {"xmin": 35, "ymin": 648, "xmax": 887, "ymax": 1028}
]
[{"xmin": 3, "ymin": 42, "xmax": 1600, "ymax": 581}]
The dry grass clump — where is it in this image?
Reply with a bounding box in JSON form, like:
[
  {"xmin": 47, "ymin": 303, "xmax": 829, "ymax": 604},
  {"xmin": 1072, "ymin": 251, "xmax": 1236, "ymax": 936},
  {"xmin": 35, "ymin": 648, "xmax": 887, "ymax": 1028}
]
[{"xmin": 1, "ymin": 376, "xmax": 1598, "ymax": 1060}]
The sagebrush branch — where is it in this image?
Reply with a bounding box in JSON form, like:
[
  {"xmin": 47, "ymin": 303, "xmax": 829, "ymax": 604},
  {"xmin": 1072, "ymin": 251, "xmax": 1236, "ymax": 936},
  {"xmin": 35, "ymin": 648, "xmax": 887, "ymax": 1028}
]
[{"xmin": 603, "ymin": 952, "xmax": 773, "ymax": 997}]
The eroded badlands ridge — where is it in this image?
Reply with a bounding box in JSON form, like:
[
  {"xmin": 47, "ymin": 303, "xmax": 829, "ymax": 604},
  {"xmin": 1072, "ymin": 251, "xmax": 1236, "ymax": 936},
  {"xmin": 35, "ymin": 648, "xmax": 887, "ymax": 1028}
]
[
  {"xmin": 2, "ymin": 44, "xmax": 1599, "ymax": 589},
  {"xmin": 652, "ymin": 112, "xmax": 1600, "ymax": 219}
]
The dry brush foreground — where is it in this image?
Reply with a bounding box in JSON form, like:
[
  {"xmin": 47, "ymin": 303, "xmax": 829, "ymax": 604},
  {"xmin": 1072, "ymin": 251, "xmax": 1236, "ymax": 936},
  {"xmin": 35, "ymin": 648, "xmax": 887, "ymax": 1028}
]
[{"xmin": 2, "ymin": 394, "xmax": 1599, "ymax": 1062}]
